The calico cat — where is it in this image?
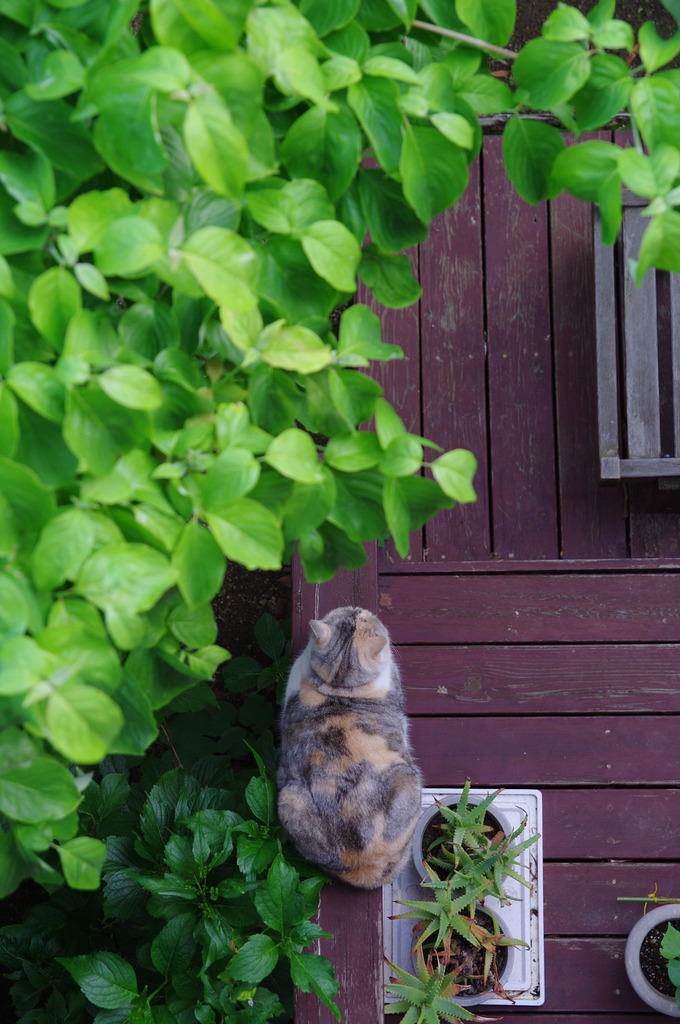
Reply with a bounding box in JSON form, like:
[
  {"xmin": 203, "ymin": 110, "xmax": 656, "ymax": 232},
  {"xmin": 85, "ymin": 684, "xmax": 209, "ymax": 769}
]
[{"xmin": 277, "ymin": 606, "xmax": 422, "ymax": 889}]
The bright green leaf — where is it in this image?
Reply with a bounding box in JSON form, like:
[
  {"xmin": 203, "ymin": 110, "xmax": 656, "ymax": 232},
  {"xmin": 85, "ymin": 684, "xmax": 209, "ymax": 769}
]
[
  {"xmin": 184, "ymin": 99, "xmax": 248, "ymax": 198},
  {"xmin": 430, "ymin": 448, "xmax": 477, "ymax": 502},
  {"xmin": 99, "ymin": 366, "xmax": 164, "ymax": 411},
  {"xmin": 56, "ymin": 837, "xmax": 107, "ymax": 890},
  {"xmin": 28, "ymin": 267, "xmax": 81, "ymax": 351},
  {"xmin": 76, "ymin": 543, "xmax": 177, "ymax": 614},
  {"xmin": 94, "ymin": 218, "xmax": 164, "ymax": 277},
  {"xmin": 0, "ymin": 759, "xmax": 81, "ymax": 823},
  {"xmin": 207, "ymin": 500, "xmax": 283, "ymax": 570},
  {"xmin": 265, "ymin": 428, "xmax": 324, "ymax": 484},
  {"xmin": 172, "ymin": 520, "xmax": 226, "ymax": 607}
]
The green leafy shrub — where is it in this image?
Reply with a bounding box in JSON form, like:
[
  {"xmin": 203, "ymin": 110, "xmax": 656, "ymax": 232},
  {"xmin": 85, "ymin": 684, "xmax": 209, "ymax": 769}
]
[
  {"xmin": 0, "ymin": 616, "xmax": 340, "ymax": 1024},
  {"xmin": 0, "ymin": 0, "xmax": 679, "ymax": 961}
]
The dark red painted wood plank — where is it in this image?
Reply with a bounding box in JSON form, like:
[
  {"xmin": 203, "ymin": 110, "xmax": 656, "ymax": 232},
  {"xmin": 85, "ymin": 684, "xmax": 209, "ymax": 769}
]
[
  {"xmin": 419, "ymin": 158, "xmax": 491, "ymax": 562},
  {"xmin": 484, "ymin": 135, "xmax": 558, "ymax": 560},
  {"xmin": 397, "ymin": 644, "xmax": 680, "ymax": 715},
  {"xmin": 380, "ymin": 557, "xmax": 680, "ymax": 573},
  {"xmin": 359, "ymin": 263, "xmax": 424, "ymax": 566},
  {"xmin": 296, "ymin": 884, "xmax": 383, "ymax": 1024},
  {"xmin": 291, "ymin": 544, "xmax": 378, "ymax": 655},
  {"xmin": 537, "ymin": 937, "xmax": 646, "ymax": 1013},
  {"xmin": 378, "ymin": 573, "xmax": 680, "ymax": 643},
  {"xmin": 542, "ymin": 789, "xmax": 680, "ymax": 860},
  {"xmin": 496, "ymin": 1017, "xmax": 662, "ymax": 1023},
  {"xmin": 448, "ymin": 938, "xmax": 646, "ymax": 1014},
  {"xmin": 550, "ymin": 133, "xmax": 628, "ymax": 560},
  {"xmin": 629, "ymin": 480, "xmax": 680, "ymax": 558},
  {"xmin": 544, "ymin": 862, "xmax": 680, "ymax": 936},
  {"xmin": 410, "ymin": 716, "xmax": 680, "ymax": 787}
]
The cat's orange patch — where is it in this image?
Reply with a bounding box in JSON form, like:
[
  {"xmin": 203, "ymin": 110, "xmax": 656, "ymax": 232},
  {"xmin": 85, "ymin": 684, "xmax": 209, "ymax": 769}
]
[
  {"xmin": 345, "ymin": 726, "xmax": 401, "ymax": 769},
  {"xmin": 309, "ymin": 751, "xmax": 324, "ymax": 767},
  {"xmin": 299, "ymin": 675, "xmax": 325, "ymax": 706},
  {"xmin": 339, "ymin": 814, "xmax": 414, "ymax": 887}
]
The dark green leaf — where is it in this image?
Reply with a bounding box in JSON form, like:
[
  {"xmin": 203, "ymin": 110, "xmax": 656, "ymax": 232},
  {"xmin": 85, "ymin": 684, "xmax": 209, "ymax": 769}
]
[
  {"xmin": 456, "ymin": 0, "xmax": 515, "ymax": 46},
  {"xmin": 93, "ymin": 87, "xmax": 167, "ymax": 194},
  {"xmin": 5, "ymin": 91, "xmax": 102, "ymax": 189},
  {"xmin": 172, "ymin": 520, "xmax": 226, "ymax": 608},
  {"xmin": 328, "ymin": 470, "xmax": 387, "ymax": 541},
  {"xmin": 359, "ymin": 169, "xmax": 427, "ymax": 251},
  {"xmin": 399, "ymin": 124, "xmax": 469, "ymax": 224},
  {"xmin": 63, "ymin": 386, "xmax": 149, "ymax": 476},
  {"xmin": 297, "ymin": 522, "xmax": 367, "ymax": 582},
  {"xmin": 289, "ymin": 951, "xmax": 340, "ymax": 1021},
  {"xmin": 57, "ymin": 952, "xmax": 138, "ymax": 1009},
  {"xmin": 572, "ymin": 55, "xmax": 632, "ymax": 132},
  {"xmin": 150, "ymin": 913, "xmax": 197, "ymax": 977},
  {"xmin": 228, "ymin": 934, "xmax": 279, "ymax": 984},
  {"xmin": 513, "ymin": 38, "xmax": 591, "ymax": 108},
  {"xmin": 347, "ymin": 77, "xmax": 403, "ymax": 172},
  {"xmin": 503, "ymin": 116, "xmax": 566, "ymax": 205},
  {"xmin": 282, "ymin": 106, "xmax": 362, "ymax": 201}
]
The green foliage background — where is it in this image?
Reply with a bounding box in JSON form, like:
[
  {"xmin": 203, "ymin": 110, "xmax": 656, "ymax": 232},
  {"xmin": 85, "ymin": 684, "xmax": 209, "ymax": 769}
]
[{"xmin": 1, "ymin": 0, "xmax": 680, "ymax": 1019}]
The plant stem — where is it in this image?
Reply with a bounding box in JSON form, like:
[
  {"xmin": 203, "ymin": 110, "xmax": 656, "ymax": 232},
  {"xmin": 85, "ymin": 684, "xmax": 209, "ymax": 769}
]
[
  {"xmin": 616, "ymin": 897, "xmax": 680, "ymax": 903},
  {"xmin": 410, "ymin": 19, "xmax": 518, "ymax": 60}
]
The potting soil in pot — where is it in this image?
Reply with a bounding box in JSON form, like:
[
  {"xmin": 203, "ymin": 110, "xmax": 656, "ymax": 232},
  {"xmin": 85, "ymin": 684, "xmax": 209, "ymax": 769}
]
[
  {"xmin": 640, "ymin": 924, "xmax": 676, "ymax": 997},
  {"xmin": 452, "ymin": 909, "xmax": 508, "ymax": 998}
]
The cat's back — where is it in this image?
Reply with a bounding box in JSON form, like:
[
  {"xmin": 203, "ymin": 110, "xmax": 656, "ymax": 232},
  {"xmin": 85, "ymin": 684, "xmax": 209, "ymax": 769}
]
[{"xmin": 277, "ymin": 607, "xmax": 422, "ymax": 889}]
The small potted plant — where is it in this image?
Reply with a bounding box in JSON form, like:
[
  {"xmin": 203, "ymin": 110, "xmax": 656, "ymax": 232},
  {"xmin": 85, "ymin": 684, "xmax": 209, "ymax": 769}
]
[
  {"xmin": 619, "ymin": 892, "xmax": 680, "ymax": 1017},
  {"xmin": 386, "ymin": 782, "xmax": 540, "ymax": 1016}
]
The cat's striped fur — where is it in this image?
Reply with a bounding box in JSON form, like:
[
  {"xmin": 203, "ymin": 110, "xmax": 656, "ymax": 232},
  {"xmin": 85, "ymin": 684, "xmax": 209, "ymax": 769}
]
[{"xmin": 277, "ymin": 607, "xmax": 422, "ymax": 889}]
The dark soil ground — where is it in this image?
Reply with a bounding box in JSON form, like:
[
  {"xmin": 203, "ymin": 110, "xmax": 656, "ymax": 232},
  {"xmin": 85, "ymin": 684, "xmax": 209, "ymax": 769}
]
[{"xmin": 510, "ymin": 0, "xmax": 677, "ymax": 50}]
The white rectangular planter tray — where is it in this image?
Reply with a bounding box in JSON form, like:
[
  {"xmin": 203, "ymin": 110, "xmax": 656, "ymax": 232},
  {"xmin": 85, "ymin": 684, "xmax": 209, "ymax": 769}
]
[{"xmin": 383, "ymin": 788, "xmax": 545, "ymax": 1007}]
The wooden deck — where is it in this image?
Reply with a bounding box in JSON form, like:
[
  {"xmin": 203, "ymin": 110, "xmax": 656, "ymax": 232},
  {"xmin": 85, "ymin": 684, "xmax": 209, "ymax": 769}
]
[{"xmin": 293, "ymin": 134, "xmax": 680, "ymax": 1024}]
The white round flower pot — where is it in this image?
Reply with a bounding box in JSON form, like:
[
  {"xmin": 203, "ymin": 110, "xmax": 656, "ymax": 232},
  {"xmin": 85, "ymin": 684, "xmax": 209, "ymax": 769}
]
[
  {"xmin": 625, "ymin": 904, "xmax": 680, "ymax": 1017},
  {"xmin": 411, "ymin": 793, "xmax": 513, "ymax": 879}
]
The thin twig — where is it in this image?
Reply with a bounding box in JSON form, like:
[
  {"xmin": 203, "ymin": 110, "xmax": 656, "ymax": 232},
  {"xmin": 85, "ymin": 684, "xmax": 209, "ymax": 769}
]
[
  {"xmin": 411, "ymin": 19, "xmax": 517, "ymax": 61},
  {"xmin": 161, "ymin": 718, "xmax": 184, "ymax": 769}
]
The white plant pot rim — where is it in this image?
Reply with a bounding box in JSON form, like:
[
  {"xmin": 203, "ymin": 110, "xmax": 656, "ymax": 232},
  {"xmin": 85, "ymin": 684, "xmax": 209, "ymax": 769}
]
[
  {"xmin": 411, "ymin": 792, "xmax": 513, "ymax": 879},
  {"xmin": 625, "ymin": 903, "xmax": 680, "ymax": 1017}
]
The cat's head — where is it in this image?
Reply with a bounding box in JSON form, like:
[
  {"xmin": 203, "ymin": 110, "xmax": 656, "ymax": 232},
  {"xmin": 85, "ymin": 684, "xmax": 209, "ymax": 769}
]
[{"xmin": 307, "ymin": 606, "xmax": 391, "ymax": 692}]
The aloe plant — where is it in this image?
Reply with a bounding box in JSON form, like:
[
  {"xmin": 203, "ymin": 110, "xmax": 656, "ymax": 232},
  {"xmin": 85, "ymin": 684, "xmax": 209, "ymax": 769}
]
[
  {"xmin": 392, "ymin": 862, "xmax": 486, "ymax": 964},
  {"xmin": 425, "ymin": 781, "xmax": 539, "ymax": 906},
  {"xmin": 384, "ymin": 945, "xmax": 495, "ymax": 1024},
  {"xmin": 425, "ymin": 781, "xmax": 503, "ymax": 871}
]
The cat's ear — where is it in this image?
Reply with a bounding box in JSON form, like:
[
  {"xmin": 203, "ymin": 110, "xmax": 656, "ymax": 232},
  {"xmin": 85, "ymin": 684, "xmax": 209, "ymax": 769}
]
[
  {"xmin": 364, "ymin": 635, "xmax": 387, "ymax": 659},
  {"xmin": 310, "ymin": 619, "xmax": 332, "ymax": 645}
]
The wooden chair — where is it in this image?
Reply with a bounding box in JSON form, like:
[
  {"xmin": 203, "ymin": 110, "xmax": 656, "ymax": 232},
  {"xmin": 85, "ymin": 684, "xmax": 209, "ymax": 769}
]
[{"xmin": 594, "ymin": 190, "xmax": 680, "ymax": 480}]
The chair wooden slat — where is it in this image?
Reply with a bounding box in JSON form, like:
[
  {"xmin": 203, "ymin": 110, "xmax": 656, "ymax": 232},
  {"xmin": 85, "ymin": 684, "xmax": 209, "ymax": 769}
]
[
  {"xmin": 671, "ymin": 270, "xmax": 680, "ymax": 453},
  {"xmin": 593, "ymin": 206, "xmax": 620, "ymax": 472},
  {"xmin": 621, "ymin": 205, "xmax": 660, "ymax": 458}
]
